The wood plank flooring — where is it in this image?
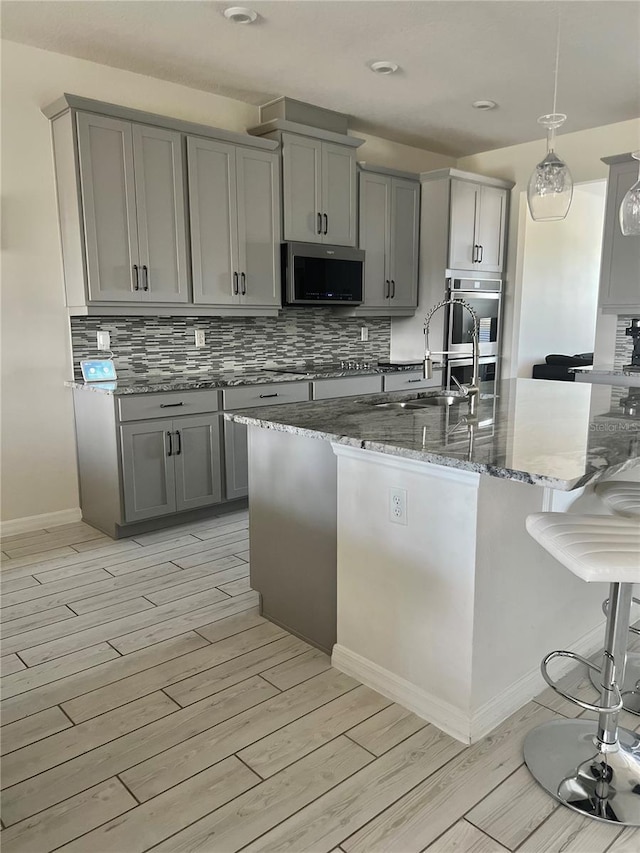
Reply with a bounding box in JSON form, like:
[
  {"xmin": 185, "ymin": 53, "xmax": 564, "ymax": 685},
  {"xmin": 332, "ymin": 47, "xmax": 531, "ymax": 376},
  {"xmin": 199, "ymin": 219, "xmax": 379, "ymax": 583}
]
[{"xmin": 1, "ymin": 512, "xmax": 638, "ymax": 852}]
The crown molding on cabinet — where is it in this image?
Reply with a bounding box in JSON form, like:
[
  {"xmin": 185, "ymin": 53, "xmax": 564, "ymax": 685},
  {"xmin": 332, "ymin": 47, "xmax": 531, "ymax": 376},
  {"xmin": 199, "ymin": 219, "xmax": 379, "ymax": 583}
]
[
  {"xmin": 357, "ymin": 162, "xmax": 420, "ymax": 182},
  {"xmin": 420, "ymin": 167, "xmax": 515, "ymax": 190},
  {"xmin": 42, "ymin": 94, "xmax": 279, "ymax": 151},
  {"xmin": 248, "ymin": 117, "xmax": 365, "ymax": 148},
  {"xmin": 601, "ymin": 152, "xmax": 640, "ymax": 165}
]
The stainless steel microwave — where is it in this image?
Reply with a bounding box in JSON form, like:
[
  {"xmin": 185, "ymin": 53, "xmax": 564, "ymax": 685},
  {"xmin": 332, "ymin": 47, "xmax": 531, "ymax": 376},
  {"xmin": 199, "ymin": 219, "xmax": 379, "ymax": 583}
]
[{"xmin": 282, "ymin": 242, "xmax": 364, "ymax": 306}]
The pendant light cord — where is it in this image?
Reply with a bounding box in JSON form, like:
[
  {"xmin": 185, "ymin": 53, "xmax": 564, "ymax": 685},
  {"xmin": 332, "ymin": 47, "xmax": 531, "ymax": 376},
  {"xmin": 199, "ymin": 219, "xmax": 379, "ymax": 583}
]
[{"xmin": 552, "ymin": 10, "xmax": 561, "ymax": 116}]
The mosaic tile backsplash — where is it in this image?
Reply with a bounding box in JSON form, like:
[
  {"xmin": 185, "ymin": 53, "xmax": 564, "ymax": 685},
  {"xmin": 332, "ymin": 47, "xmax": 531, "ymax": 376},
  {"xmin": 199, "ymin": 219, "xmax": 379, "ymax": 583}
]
[
  {"xmin": 70, "ymin": 311, "xmax": 392, "ymax": 378},
  {"xmin": 614, "ymin": 315, "xmax": 640, "ymax": 370}
]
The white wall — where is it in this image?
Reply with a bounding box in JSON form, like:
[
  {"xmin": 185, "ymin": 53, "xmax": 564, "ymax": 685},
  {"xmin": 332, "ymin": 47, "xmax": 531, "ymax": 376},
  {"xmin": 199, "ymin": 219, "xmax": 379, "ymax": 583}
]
[
  {"xmin": 516, "ymin": 181, "xmax": 606, "ymax": 378},
  {"xmin": 457, "ymin": 118, "xmax": 640, "ymax": 379},
  {"xmin": 0, "ymin": 39, "xmax": 454, "ymax": 525}
]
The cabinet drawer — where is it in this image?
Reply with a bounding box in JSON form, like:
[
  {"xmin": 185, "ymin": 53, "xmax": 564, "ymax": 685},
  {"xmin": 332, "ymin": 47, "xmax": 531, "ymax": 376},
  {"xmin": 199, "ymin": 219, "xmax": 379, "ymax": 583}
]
[
  {"xmin": 312, "ymin": 375, "xmax": 382, "ymax": 400},
  {"xmin": 383, "ymin": 371, "xmax": 441, "ymax": 392},
  {"xmin": 222, "ymin": 382, "xmax": 310, "ymax": 410},
  {"xmin": 117, "ymin": 390, "xmax": 220, "ymax": 422}
]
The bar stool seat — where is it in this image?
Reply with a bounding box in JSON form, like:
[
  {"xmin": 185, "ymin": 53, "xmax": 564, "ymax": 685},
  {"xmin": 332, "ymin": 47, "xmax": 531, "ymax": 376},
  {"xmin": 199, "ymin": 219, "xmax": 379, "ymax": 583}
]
[
  {"xmin": 524, "ymin": 512, "xmax": 640, "ymax": 826},
  {"xmin": 595, "ymin": 481, "xmax": 640, "ymax": 518},
  {"xmin": 526, "ymin": 513, "xmax": 640, "ymax": 583}
]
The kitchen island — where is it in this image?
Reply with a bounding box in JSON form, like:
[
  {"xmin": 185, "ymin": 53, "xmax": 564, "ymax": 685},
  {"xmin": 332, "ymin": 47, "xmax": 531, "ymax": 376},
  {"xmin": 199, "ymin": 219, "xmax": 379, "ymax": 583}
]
[{"xmin": 226, "ymin": 378, "xmax": 640, "ymax": 744}]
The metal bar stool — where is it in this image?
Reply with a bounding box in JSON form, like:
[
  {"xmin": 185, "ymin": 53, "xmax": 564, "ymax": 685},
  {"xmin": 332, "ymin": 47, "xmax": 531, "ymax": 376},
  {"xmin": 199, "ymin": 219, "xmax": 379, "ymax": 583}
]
[
  {"xmin": 523, "ymin": 512, "xmax": 640, "ymax": 826},
  {"xmin": 590, "ymin": 481, "xmax": 640, "ymax": 714}
]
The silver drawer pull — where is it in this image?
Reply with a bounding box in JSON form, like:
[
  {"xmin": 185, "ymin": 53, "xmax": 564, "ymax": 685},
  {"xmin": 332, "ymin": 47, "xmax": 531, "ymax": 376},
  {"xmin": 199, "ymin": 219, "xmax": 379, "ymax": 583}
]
[
  {"xmin": 259, "ymin": 393, "xmax": 278, "ymax": 399},
  {"xmin": 160, "ymin": 402, "xmax": 184, "ymax": 408}
]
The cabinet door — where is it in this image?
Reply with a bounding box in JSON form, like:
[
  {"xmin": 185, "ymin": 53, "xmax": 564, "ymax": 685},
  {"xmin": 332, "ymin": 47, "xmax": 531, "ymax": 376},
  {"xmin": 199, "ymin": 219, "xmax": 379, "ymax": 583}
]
[
  {"xmin": 133, "ymin": 125, "xmax": 189, "ymax": 303},
  {"xmin": 600, "ymin": 161, "xmax": 640, "ymax": 310},
  {"xmin": 187, "ymin": 136, "xmax": 239, "ymax": 305},
  {"xmin": 389, "ymin": 178, "xmax": 419, "ymax": 308},
  {"xmin": 322, "ymin": 142, "xmax": 357, "ymax": 247},
  {"xmin": 76, "ymin": 113, "xmax": 141, "ymax": 301},
  {"xmin": 282, "ymin": 133, "xmax": 322, "ymax": 243},
  {"xmin": 359, "ymin": 172, "xmax": 390, "ymax": 308},
  {"xmin": 173, "ymin": 414, "xmax": 222, "ymax": 512},
  {"xmin": 120, "ymin": 421, "xmax": 176, "ymax": 522},
  {"xmin": 476, "ymin": 186, "xmax": 507, "ymax": 273},
  {"xmin": 448, "ymin": 180, "xmax": 478, "ymax": 270},
  {"xmin": 236, "ymin": 147, "xmax": 281, "ymax": 307},
  {"xmin": 223, "ymin": 418, "xmax": 248, "ymax": 500}
]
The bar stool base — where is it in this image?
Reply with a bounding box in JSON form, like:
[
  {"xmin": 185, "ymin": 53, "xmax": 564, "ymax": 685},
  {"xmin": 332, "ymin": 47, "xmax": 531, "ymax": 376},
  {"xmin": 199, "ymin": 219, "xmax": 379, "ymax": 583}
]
[
  {"xmin": 589, "ymin": 653, "xmax": 640, "ymax": 715},
  {"xmin": 524, "ymin": 719, "xmax": 640, "ymax": 826}
]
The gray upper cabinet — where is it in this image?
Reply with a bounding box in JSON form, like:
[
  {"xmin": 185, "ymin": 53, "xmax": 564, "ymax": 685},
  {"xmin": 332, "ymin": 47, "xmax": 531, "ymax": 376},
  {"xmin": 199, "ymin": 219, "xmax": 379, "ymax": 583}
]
[
  {"xmin": 599, "ymin": 157, "xmax": 640, "ymax": 312},
  {"xmin": 77, "ymin": 113, "xmax": 140, "ymax": 302},
  {"xmin": 449, "ymin": 179, "xmax": 507, "ymax": 273},
  {"xmin": 358, "ymin": 169, "xmax": 419, "ymax": 312},
  {"xmin": 188, "ymin": 137, "xmax": 281, "ymax": 308},
  {"xmin": 281, "ymin": 132, "xmax": 357, "ymax": 246},
  {"xmin": 77, "ymin": 113, "xmax": 188, "ymax": 304}
]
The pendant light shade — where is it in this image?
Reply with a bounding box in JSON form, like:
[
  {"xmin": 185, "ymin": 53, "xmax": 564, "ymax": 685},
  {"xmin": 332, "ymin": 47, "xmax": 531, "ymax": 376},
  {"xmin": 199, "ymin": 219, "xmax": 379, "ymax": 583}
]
[
  {"xmin": 619, "ymin": 152, "xmax": 640, "ymax": 236},
  {"xmin": 527, "ymin": 115, "xmax": 573, "ymax": 221},
  {"xmin": 526, "ymin": 14, "xmax": 573, "ymax": 222}
]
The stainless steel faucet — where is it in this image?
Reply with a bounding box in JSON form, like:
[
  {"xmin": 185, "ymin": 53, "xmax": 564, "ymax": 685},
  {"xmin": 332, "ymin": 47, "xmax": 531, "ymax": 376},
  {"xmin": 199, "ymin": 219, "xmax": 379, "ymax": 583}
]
[{"xmin": 423, "ymin": 296, "xmax": 481, "ymax": 415}]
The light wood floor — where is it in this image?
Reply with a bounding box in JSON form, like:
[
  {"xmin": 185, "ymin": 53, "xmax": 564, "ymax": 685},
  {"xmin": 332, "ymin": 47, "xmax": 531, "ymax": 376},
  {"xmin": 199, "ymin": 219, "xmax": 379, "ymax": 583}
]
[{"xmin": 1, "ymin": 512, "xmax": 639, "ymax": 853}]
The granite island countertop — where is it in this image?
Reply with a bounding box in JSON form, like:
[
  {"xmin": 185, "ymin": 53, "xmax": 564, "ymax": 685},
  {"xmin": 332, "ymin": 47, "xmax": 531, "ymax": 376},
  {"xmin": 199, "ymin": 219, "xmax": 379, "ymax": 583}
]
[
  {"xmin": 65, "ymin": 363, "xmax": 426, "ymax": 395},
  {"xmin": 225, "ymin": 377, "xmax": 640, "ymax": 490}
]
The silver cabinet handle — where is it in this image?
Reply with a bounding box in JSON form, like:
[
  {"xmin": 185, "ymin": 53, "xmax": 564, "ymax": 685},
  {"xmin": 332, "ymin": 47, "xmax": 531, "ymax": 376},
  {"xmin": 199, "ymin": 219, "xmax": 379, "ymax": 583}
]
[
  {"xmin": 390, "ymin": 280, "xmax": 396, "ymax": 298},
  {"xmin": 160, "ymin": 402, "xmax": 184, "ymax": 408},
  {"xmin": 323, "ymin": 213, "xmax": 328, "ymax": 235},
  {"xmin": 478, "ymin": 245, "xmax": 484, "ymax": 263},
  {"xmin": 132, "ymin": 264, "xmax": 140, "ymax": 291},
  {"xmin": 174, "ymin": 430, "xmax": 181, "ymax": 456},
  {"xmin": 142, "ymin": 265, "xmax": 149, "ymax": 291},
  {"xmin": 472, "ymin": 245, "xmax": 478, "ymax": 263},
  {"xmin": 384, "ymin": 280, "xmax": 390, "ymax": 298},
  {"xmin": 241, "ymin": 272, "xmax": 246, "ymax": 296},
  {"xmin": 166, "ymin": 430, "xmax": 173, "ymax": 457},
  {"xmin": 233, "ymin": 271, "xmax": 239, "ymax": 295},
  {"xmin": 317, "ymin": 212, "xmax": 322, "ymax": 235},
  {"xmin": 259, "ymin": 393, "xmax": 278, "ymax": 398}
]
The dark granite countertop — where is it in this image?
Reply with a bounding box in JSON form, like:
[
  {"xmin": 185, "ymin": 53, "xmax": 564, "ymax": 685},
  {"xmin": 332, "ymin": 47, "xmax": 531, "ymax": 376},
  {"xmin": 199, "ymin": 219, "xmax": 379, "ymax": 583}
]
[
  {"xmin": 65, "ymin": 363, "xmax": 428, "ymax": 395},
  {"xmin": 225, "ymin": 378, "xmax": 640, "ymax": 491}
]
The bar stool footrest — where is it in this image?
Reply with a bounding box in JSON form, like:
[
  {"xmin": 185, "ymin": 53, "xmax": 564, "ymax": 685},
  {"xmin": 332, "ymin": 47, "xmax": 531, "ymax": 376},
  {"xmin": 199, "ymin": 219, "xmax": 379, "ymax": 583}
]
[{"xmin": 541, "ymin": 650, "xmax": 623, "ymax": 713}]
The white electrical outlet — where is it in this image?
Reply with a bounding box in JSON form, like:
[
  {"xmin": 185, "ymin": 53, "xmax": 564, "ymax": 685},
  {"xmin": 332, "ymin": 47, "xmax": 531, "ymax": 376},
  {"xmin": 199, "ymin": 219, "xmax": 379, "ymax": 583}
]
[
  {"xmin": 194, "ymin": 330, "xmax": 206, "ymax": 348},
  {"xmin": 360, "ymin": 326, "xmax": 369, "ymax": 342},
  {"xmin": 96, "ymin": 331, "xmax": 111, "ymax": 350},
  {"xmin": 389, "ymin": 487, "xmax": 408, "ymax": 525}
]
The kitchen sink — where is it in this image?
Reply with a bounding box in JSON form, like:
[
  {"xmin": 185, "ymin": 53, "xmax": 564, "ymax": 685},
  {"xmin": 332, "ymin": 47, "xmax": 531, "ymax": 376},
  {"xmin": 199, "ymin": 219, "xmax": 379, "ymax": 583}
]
[{"xmin": 374, "ymin": 393, "xmax": 467, "ymax": 410}]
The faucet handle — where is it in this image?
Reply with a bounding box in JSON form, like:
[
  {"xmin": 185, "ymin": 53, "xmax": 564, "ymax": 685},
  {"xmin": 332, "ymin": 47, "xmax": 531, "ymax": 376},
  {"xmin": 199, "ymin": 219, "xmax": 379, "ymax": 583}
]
[{"xmin": 450, "ymin": 375, "xmax": 469, "ymax": 396}]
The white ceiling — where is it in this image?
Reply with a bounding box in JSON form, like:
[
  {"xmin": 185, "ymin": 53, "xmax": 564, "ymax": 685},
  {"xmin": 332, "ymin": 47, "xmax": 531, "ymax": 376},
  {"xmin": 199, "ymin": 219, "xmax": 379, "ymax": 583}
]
[{"xmin": 3, "ymin": 0, "xmax": 640, "ymax": 156}]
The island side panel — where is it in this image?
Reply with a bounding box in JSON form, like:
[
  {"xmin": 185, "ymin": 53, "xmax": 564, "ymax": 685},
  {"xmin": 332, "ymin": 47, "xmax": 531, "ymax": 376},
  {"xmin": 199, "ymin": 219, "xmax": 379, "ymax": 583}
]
[
  {"xmin": 469, "ymin": 475, "xmax": 606, "ymax": 739},
  {"xmin": 331, "ymin": 444, "xmax": 480, "ymax": 744},
  {"xmin": 247, "ymin": 426, "xmax": 338, "ymax": 654}
]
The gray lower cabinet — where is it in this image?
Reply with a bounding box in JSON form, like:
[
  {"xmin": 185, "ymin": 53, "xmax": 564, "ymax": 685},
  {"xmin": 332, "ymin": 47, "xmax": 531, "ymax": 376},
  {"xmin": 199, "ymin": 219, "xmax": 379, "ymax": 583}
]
[
  {"xmin": 120, "ymin": 413, "xmax": 221, "ymax": 523},
  {"xmin": 224, "ymin": 419, "xmax": 249, "ymax": 500}
]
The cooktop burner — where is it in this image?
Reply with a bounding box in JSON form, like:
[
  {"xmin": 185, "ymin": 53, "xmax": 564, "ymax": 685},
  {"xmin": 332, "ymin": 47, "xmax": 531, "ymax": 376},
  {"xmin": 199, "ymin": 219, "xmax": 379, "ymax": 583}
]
[{"xmin": 269, "ymin": 361, "xmax": 423, "ymax": 376}]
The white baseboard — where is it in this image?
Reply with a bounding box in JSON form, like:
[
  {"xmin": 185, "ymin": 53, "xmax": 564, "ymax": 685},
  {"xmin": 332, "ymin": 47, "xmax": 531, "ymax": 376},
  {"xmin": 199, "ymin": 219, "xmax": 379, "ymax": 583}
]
[
  {"xmin": 332, "ymin": 644, "xmax": 472, "ymax": 744},
  {"xmin": 469, "ymin": 620, "xmax": 605, "ymax": 742},
  {"xmin": 0, "ymin": 508, "xmax": 82, "ymax": 538},
  {"xmin": 333, "ymin": 619, "xmax": 606, "ymax": 746}
]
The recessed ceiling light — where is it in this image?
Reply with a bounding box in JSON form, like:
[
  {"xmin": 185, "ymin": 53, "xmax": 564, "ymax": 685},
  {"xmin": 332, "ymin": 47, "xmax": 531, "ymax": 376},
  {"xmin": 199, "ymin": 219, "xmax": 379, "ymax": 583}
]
[
  {"xmin": 223, "ymin": 6, "xmax": 258, "ymax": 24},
  {"xmin": 472, "ymin": 100, "xmax": 498, "ymax": 111},
  {"xmin": 369, "ymin": 61, "xmax": 400, "ymax": 75}
]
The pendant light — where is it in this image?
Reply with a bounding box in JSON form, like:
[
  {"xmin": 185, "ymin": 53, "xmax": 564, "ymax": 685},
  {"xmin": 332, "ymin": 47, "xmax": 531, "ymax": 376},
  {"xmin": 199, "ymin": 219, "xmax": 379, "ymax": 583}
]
[
  {"xmin": 619, "ymin": 151, "xmax": 640, "ymax": 236},
  {"xmin": 527, "ymin": 13, "xmax": 573, "ymax": 221}
]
